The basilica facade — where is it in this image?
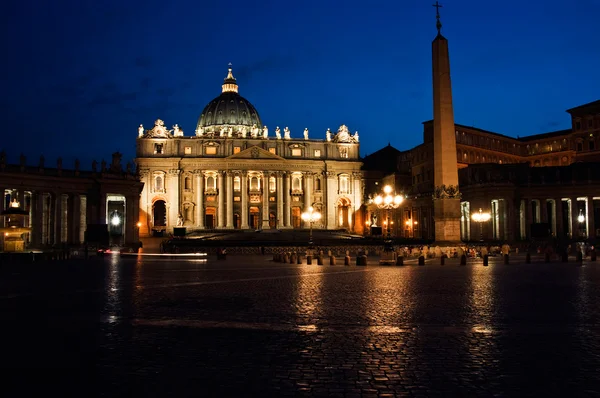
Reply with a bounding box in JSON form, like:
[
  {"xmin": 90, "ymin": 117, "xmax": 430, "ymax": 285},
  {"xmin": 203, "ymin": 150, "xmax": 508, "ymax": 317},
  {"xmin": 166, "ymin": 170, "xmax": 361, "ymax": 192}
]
[{"xmin": 136, "ymin": 67, "xmax": 363, "ymax": 236}]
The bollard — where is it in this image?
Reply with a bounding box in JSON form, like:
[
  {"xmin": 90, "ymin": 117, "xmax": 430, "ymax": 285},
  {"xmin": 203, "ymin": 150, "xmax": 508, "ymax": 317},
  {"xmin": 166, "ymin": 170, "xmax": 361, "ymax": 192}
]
[
  {"xmin": 396, "ymin": 256, "xmax": 404, "ymax": 266},
  {"xmin": 545, "ymin": 252, "xmax": 550, "ymax": 263},
  {"xmin": 503, "ymin": 254, "xmax": 509, "ymax": 265},
  {"xmin": 317, "ymin": 256, "xmax": 324, "ymax": 266},
  {"xmin": 291, "ymin": 253, "xmax": 297, "ymax": 264},
  {"xmin": 356, "ymin": 255, "xmax": 367, "ymax": 266},
  {"xmin": 526, "ymin": 253, "xmax": 531, "ymax": 264},
  {"xmin": 344, "ymin": 255, "xmax": 350, "ymax": 266},
  {"xmin": 306, "ymin": 255, "xmax": 313, "ymax": 265},
  {"xmin": 460, "ymin": 254, "xmax": 467, "ymax": 266},
  {"xmin": 418, "ymin": 256, "xmax": 425, "ymax": 266},
  {"xmin": 297, "ymin": 254, "xmax": 302, "ymax": 264},
  {"xmin": 576, "ymin": 251, "xmax": 583, "ymax": 264},
  {"xmin": 329, "ymin": 255, "xmax": 336, "ymax": 266},
  {"xmin": 483, "ymin": 254, "xmax": 489, "ymax": 266},
  {"xmin": 562, "ymin": 252, "xmax": 568, "ymax": 263},
  {"xmin": 591, "ymin": 250, "xmax": 597, "ymax": 262},
  {"xmin": 440, "ymin": 255, "xmax": 445, "ymax": 266}
]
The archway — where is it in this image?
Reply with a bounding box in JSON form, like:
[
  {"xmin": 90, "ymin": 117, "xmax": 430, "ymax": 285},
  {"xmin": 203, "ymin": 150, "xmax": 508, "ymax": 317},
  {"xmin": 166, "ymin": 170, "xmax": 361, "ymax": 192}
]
[
  {"xmin": 250, "ymin": 207, "xmax": 260, "ymax": 229},
  {"xmin": 205, "ymin": 207, "xmax": 216, "ymax": 229},
  {"xmin": 337, "ymin": 198, "xmax": 351, "ymax": 229},
  {"xmin": 152, "ymin": 200, "xmax": 166, "ymax": 229}
]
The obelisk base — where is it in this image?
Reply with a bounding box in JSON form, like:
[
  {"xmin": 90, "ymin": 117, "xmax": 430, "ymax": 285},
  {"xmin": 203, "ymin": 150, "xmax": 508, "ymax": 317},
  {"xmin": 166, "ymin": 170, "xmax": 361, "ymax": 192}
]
[{"xmin": 433, "ymin": 197, "xmax": 461, "ymax": 244}]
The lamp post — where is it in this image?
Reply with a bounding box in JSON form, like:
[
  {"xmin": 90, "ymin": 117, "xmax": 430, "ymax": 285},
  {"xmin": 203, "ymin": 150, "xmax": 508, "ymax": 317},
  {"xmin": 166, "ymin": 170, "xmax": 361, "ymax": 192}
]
[
  {"xmin": 373, "ymin": 185, "xmax": 403, "ymax": 244},
  {"xmin": 471, "ymin": 208, "xmax": 491, "ymax": 241},
  {"xmin": 301, "ymin": 206, "xmax": 321, "ymax": 248}
]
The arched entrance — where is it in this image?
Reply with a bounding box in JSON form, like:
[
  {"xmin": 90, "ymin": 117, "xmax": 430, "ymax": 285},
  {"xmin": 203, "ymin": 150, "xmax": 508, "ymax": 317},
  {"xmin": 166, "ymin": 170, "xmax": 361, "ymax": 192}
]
[
  {"xmin": 337, "ymin": 198, "xmax": 351, "ymax": 229},
  {"xmin": 234, "ymin": 213, "xmax": 241, "ymax": 229},
  {"xmin": 269, "ymin": 212, "xmax": 276, "ymax": 229},
  {"xmin": 152, "ymin": 200, "xmax": 167, "ymax": 229}
]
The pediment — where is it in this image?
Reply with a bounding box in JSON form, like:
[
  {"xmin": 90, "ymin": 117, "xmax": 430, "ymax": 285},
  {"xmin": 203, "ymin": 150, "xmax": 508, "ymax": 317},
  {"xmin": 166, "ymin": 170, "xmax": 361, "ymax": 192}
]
[{"xmin": 226, "ymin": 145, "xmax": 286, "ymax": 161}]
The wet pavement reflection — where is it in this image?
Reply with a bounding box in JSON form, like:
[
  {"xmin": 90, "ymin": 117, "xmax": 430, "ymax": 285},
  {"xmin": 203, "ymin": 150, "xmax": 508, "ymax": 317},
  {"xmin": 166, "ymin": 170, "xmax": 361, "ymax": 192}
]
[{"xmin": 2, "ymin": 254, "xmax": 600, "ymax": 396}]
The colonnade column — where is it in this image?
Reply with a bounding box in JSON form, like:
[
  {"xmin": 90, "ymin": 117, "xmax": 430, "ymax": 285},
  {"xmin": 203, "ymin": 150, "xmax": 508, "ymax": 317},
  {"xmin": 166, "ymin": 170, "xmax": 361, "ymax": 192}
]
[
  {"xmin": 241, "ymin": 172, "xmax": 249, "ymax": 229},
  {"xmin": 30, "ymin": 191, "xmax": 42, "ymax": 247},
  {"xmin": 217, "ymin": 172, "xmax": 225, "ymax": 228},
  {"xmin": 325, "ymin": 171, "xmax": 336, "ymax": 230},
  {"xmin": 125, "ymin": 196, "xmax": 137, "ymax": 246},
  {"xmin": 262, "ymin": 172, "xmax": 270, "ymax": 229},
  {"xmin": 226, "ymin": 171, "xmax": 234, "ymax": 229},
  {"xmin": 304, "ymin": 172, "xmax": 312, "ymax": 210},
  {"xmin": 588, "ymin": 196, "xmax": 596, "ymax": 239},
  {"xmin": 0, "ymin": 187, "xmax": 5, "ymax": 228},
  {"xmin": 276, "ymin": 172, "xmax": 283, "ymax": 228},
  {"xmin": 54, "ymin": 192, "xmax": 63, "ymax": 245},
  {"xmin": 284, "ymin": 172, "xmax": 291, "ymax": 228},
  {"xmin": 196, "ymin": 172, "xmax": 204, "ymax": 229},
  {"xmin": 167, "ymin": 170, "xmax": 180, "ymax": 229},
  {"xmin": 525, "ymin": 199, "xmax": 532, "ymax": 241},
  {"xmin": 69, "ymin": 194, "xmax": 80, "ymax": 244},
  {"xmin": 555, "ymin": 198, "xmax": 564, "ymax": 239},
  {"xmin": 571, "ymin": 197, "xmax": 578, "ymax": 239}
]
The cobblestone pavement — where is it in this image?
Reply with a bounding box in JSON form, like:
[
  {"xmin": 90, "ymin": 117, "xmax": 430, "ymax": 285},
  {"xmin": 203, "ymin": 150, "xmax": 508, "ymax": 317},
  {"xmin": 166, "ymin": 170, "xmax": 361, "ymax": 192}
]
[{"xmin": 2, "ymin": 254, "xmax": 600, "ymax": 396}]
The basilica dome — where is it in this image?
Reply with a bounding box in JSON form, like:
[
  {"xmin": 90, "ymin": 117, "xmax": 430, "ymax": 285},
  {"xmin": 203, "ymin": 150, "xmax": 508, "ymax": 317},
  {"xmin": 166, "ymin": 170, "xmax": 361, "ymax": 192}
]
[{"xmin": 195, "ymin": 66, "xmax": 262, "ymax": 135}]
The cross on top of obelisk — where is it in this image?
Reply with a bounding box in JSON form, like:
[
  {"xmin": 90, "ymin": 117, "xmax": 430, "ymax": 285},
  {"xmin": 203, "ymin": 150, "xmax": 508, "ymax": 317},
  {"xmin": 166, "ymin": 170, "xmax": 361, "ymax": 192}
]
[{"xmin": 433, "ymin": 1, "xmax": 443, "ymax": 34}]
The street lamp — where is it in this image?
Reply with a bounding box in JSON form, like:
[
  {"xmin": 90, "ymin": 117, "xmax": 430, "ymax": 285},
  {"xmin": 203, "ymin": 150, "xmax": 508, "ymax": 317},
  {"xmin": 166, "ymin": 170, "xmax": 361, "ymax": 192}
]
[
  {"xmin": 301, "ymin": 206, "xmax": 321, "ymax": 248},
  {"xmin": 471, "ymin": 208, "xmax": 491, "ymax": 241},
  {"xmin": 373, "ymin": 185, "xmax": 403, "ymax": 242}
]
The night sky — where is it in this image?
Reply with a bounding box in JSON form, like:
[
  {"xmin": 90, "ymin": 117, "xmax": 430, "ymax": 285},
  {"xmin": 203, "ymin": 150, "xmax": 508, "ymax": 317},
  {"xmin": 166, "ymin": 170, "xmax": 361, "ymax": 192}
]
[{"xmin": 2, "ymin": 0, "xmax": 599, "ymax": 169}]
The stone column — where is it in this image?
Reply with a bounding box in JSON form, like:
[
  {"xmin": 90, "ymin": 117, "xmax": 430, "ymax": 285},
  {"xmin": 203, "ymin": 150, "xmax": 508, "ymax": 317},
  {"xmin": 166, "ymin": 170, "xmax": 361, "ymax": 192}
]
[
  {"xmin": 167, "ymin": 169, "xmax": 180, "ymax": 229},
  {"xmin": 284, "ymin": 172, "xmax": 291, "ymax": 228},
  {"xmin": 226, "ymin": 171, "xmax": 234, "ymax": 229},
  {"xmin": 276, "ymin": 172, "xmax": 283, "ymax": 228},
  {"xmin": 525, "ymin": 199, "xmax": 532, "ymax": 241},
  {"xmin": 69, "ymin": 194, "xmax": 80, "ymax": 245},
  {"xmin": 540, "ymin": 199, "xmax": 548, "ymax": 223},
  {"xmin": 326, "ymin": 171, "xmax": 336, "ymax": 230},
  {"xmin": 304, "ymin": 172, "xmax": 312, "ymax": 211},
  {"xmin": 30, "ymin": 191, "xmax": 42, "ymax": 247},
  {"xmin": 217, "ymin": 172, "xmax": 225, "ymax": 228},
  {"xmin": 555, "ymin": 198, "xmax": 564, "ymax": 239},
  {"xmin": 125, "ymin": 195, "xmax": 139, "ymax": 246},
  {"xmin": 262, "ymin": 172, "xmax": 270, "ymax": 229},
  {"xmin": 571, "ymin": 197, "xmax": 579, "ymax": 239},
  {"xmin": 241, "ymin": 171, "xmax": 249, "ymax": 229},
  {"xmin": 588, "ymin": 196, "xmax": 596, "ymax": 239},
  {"xmin": 99, "ymin": 192, "xmax": 107, "ymax": 225},
  {"xmin": 196, "ymin": 172, "xmax": 204, "ymax": 229},
  {"xmin": 54, "ymin": 192, "xmax": 63, "ymax": 245}
]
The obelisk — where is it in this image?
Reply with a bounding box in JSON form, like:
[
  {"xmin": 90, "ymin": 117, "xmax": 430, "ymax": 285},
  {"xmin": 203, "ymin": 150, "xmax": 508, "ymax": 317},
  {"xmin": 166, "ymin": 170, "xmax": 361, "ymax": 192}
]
[{"xmin": 432, "ymin": 2, "xmax": 461, "ymax": 243}]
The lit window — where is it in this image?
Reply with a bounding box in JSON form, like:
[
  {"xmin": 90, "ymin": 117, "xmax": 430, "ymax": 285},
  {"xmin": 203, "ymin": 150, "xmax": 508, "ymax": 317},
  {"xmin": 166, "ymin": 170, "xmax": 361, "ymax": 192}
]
[
  {"xmin": 184, "ymin": 146, "xmax": 192, "ymax": 154},
  {"xmin": 292, "ymin": 175, "xmax": 302, "ymax": 190},
  {"xmin": 233, "ymin": 146, "xmax": 241, "ymax": 154},
  {"xmin": 154, "ymin": 175, "xmax": 163, "ymax": 191},
  {"xmin": 205, "ymin": 146, "xmax": 217, "ymax": 155},
  {"xmin": 234, "ymin": 176, "xmax": 240, "ymax": 191},
  {"xmin": 292, "ymin": 148, "xmax": 302, "ymax": 156},
  {"xmin": 206, "ymin": 176, "xmax": 216, "ymax": 190},
  {"xmin": 268, "ymin": 147, "xmax": 276, "ymax": 154},
  {"xmin": 339, "ymin": 175, "xmax": 349, "ymax": 194},
  {"xmin": 314, "ymin": 149, "xmax": 321, "ymax": 157}
]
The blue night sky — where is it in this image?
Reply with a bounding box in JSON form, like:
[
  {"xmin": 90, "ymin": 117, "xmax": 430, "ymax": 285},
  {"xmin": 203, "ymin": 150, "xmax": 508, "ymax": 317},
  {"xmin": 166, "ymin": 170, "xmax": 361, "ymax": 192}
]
[{"xmin": 2, "ymin": 0, "xmax": 599, "ymax": 168}]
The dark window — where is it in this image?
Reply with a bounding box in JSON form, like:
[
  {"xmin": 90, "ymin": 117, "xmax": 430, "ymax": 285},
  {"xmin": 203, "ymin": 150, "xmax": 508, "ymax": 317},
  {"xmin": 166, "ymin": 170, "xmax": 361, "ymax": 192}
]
[
  {"xmin": 576, "ymin": 121, "xmax": 581, "ymax": 130},
  {"xmin": 577, "ymin": 142, "xmax": 583, "ymax": 151},
  {"xmin": 155, "ymin": 144, "xmax": 163, "ymax": 154},
  {"xmin": 590, "ymin": 141, "xmax": 595, "ymax": 151}
]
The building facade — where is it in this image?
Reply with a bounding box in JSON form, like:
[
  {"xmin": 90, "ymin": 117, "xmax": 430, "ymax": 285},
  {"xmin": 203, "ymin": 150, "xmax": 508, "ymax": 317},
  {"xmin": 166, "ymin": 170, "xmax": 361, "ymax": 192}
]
[
  {"xmin": 364, "ymin": 100, "xmax": 600, "ymax": 242},
  {"xmin": 136, "ymin": 67, "xmax": 364, "ymax": 236}
]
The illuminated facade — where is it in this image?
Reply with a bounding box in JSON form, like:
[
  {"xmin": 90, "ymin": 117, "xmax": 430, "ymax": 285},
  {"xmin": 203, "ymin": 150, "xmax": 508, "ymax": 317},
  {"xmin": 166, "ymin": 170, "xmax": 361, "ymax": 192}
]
[
  {"xmin": 364, "ymin": 99, "xmax": 600, "ymax": 242},
  {"xmin": 136, "ymin": 67, "xmax": 363, "ymax": 236},
  {"xmin": 0, "ymin": 152, "xmax": 143, "ymax": 248}
]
